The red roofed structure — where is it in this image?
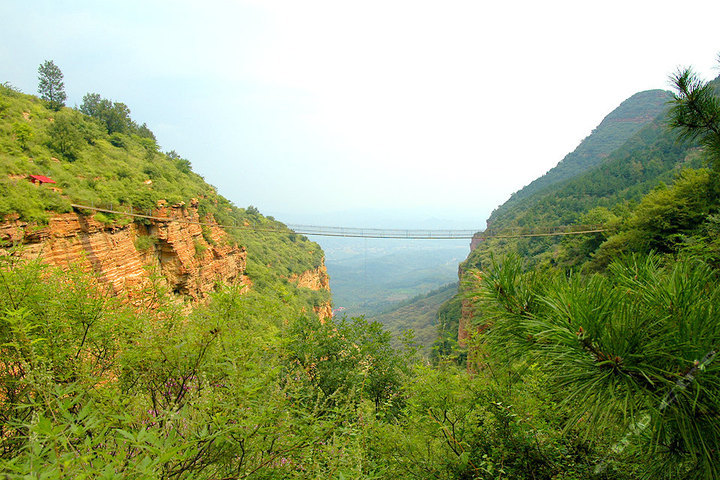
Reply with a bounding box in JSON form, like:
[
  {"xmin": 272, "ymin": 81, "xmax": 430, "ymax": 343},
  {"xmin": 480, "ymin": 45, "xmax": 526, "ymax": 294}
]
[{"xmin": 28, "ymin": 175, "xmax": 56, "ymax": 185}]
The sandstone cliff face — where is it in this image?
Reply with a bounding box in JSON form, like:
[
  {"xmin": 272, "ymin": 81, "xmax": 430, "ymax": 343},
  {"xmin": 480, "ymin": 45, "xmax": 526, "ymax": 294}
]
[
  {"xmin": 289, "ymin": 264, "xmax": 330, "ymax": 291},
  {"xmin": 469, "ymin": 233, "xmax": 483, "ymax": 252},
  {"xmin": 289, "ymin": 264, "xmax": 332, "ymax": 322},
  {"xmin": 0, "ymin": 203, "xmax": 249, "ymax": 303}
]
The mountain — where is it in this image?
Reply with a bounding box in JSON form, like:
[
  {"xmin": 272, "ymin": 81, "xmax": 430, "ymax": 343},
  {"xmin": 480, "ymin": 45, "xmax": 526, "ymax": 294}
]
[
  {"xmin": 488, "ymin": 89, "xmax": 673, "ymax": 228},
  {"xmin": 0, "ymin": 83, "xmax": 330, "ymax": 317},
  {"xmin": 437, "ymin": 83, "xmax": 716, "ymax": 354}
]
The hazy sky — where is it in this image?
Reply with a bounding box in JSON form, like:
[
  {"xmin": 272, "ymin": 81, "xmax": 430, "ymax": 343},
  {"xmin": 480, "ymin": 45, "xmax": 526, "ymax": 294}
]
[{"xmin": 2, "ymin": 1, "xmax": 719, "ymax": 228}]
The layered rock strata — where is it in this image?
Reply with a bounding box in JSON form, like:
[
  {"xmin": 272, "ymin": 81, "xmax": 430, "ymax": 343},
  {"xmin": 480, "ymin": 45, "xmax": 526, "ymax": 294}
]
[
  {"xmin": 289, "ymin": 264, "xmax": 332, "ymax": 321},
  {"xmin": 0, "ymin": 202, "xmax": 249, "ymax": 303}
]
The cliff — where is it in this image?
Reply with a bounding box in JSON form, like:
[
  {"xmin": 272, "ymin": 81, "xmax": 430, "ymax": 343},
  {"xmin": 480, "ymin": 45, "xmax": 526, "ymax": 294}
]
[
  {"xmin": 0, "ymin": 200, "xmax": 333, "ymax": 320},
  {"xmin": 0, "ymin": 201, "xmax": 250, "ymax": 303},
  {"xmin": 289, "ymin": 264, "xmax": 332, "ymax": 321}
]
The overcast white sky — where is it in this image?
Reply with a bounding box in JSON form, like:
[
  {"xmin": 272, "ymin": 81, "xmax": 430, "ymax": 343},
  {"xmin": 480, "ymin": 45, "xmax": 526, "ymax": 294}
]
[{"xmin": 2, "ymin": 1, "xmax": 719, "ymax": 228}]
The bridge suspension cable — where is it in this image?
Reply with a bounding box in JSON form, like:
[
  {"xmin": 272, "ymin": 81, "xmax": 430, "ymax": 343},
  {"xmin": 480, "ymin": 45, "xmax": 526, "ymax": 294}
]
[{"xmin": 70, "ymin": 204, "xmax": 606, "ymax": 240}]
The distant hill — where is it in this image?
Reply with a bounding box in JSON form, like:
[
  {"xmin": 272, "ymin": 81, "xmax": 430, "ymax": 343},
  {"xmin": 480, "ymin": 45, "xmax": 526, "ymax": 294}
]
[
  {"xmin": 327, "ymin": 243, "xmax": 467, "ymax": 317},
  {"xmin": 489, "ymin": 89, "xmax": 672, "ymax": 227},
  {"xmin": 366, "ymin": 282, "xmax": 457, "ymax": 352}
]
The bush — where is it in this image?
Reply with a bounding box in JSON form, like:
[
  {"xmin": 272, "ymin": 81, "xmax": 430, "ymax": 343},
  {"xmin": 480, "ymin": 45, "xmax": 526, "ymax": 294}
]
[
  {"xmin": 134, "ymin": 234, "xmax": 156, "ymax": 252},
  {"xmin": 46, "ymin": 111, "xmax": 83, "ymax": 160},
  {"xmin": 109, "ymin": 132, "xmax": 126, "ymax": 148},
  {"xmin": 194, "ymin": 239, "xmax": 207, "ymax": 258}
]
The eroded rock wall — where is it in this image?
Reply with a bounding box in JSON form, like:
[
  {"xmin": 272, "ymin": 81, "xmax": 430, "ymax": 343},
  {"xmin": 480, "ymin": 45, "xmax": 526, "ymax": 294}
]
[
  {"xmin": 0, "ymin": 203, "xmax": 248, "ymax": 303},
  {"xmin": 289, "ymin": 263, "xmax": 332, "ymax": 322}
]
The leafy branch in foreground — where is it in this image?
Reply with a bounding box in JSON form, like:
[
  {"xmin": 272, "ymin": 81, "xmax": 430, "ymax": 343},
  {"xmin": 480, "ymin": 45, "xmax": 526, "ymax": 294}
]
[{"xmin": 668, "ymin": 65, "xmax": 720, "ymax": 175}]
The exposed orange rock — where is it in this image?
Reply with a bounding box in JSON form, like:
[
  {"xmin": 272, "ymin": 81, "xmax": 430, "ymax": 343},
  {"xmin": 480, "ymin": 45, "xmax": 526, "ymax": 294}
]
[
  {"xmin": 469, "ymin": 233, "xmax": 483, "ymax": 252},
  {"xmin": 314, "ymin": 303, "xmax": 333, "ymax": 321},
  {"xmin": 289, "ymin": 264, "xmax": 330, "ymax": 290},
  {"xmin": 289, "ymin": 262, "xmax": 332, "ymax": 322},
  {"xmin": 0, "ymin": 203, "xmax": 249, "ymax": 304}
]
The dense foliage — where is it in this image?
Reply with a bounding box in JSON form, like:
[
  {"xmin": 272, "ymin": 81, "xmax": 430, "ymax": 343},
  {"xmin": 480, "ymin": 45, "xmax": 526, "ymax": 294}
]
[
  {"xmin": 460, "ymin": 253, "xmax": 720, "ymax": 479},
  {"xmin": 0, "ymin": 257, "xmax": 641, "ymax": 479},
  {"xmin": 3, "ymin": 59, "xmax": 720, "ymax": 479}
]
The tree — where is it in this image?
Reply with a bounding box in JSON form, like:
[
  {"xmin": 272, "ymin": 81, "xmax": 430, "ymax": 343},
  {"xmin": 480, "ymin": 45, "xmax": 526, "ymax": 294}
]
[
  {"xmin": 37, "ymin": 60, "xmax": 66, "ymax": 111},
  {"xmin": 477, "ymin": 254, "xmax": 720, "ymax": 479},
  {"xmin": 78, "ymin": 92, "xmax": 102, "ymax": 117},
  {"xmin": 80, "ymin": 92, "xmax": 134, "ymax": 134},
  {"xmin": 47, "ymin": 111, "xmax": 83, "ymax": 160},
  {"xmin": 12, "ymin": 122, "xmax": 32, "ymax": 150},
  {"xmin": 668, "ymin": 64, "xmax": 720, "ymax": 174}
]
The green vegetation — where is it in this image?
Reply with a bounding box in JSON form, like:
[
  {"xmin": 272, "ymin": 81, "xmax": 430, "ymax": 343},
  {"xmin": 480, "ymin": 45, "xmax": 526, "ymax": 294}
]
[
  {"xmin": 669, "ymin": 66, "xmax": 720, "ymax": 175},
  {"xmin": 0, "ymin": 80, "xmax": 326, "ymax": 305},
  {"xmin": 463, "ymin": 253, "xmax": 720, "ymax": 479},
  {"xmin": 3, "ymin": 58, "xmax": 720, "ymax": 479},
  {"xmin": 37, "ymin": 60, "xmax": 66, "ymax": 111},
  {"xmin": 80, "ymin": 92, "xmax": 156, "ymax": 140},
  {"xmin": 0, "ymin": 257, "xmax": 639, "ymax": 479},
  {"xmin": 368, "ymin": 282, "xmax": 457, "ymax": 352}
]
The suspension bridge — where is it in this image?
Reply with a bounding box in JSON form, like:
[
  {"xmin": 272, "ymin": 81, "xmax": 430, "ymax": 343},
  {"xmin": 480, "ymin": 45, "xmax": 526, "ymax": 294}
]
[{"xmin": 70, "ymin": 204, "xmax": 607, "ymax": 240}]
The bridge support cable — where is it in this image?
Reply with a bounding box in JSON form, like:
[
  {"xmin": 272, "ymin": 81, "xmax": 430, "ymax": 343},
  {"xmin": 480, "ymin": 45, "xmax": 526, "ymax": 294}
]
[{"xmin": 69, "ymin": 204, "xmax": 606, "ymax": 240}]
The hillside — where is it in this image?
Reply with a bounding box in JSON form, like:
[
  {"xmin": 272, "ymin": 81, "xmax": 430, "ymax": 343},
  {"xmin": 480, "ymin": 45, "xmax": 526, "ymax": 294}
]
[
  {"xmin": 463, "ymin": 81, "xmax": 720, "ymax": 273},
  {"xmin": 0, "ymin": 83, "xmax": 330, "ymax": 316},
  {"xmin": 366, "ymin": 282, "xmax": 457, "ymax": 352},
  {"xmin": 492, "ymin": 89, "xmax": 672, "ymax": 221},
  {"xmin": 435, "ymin": 79, "xmax": 720, "ymax": 355}
]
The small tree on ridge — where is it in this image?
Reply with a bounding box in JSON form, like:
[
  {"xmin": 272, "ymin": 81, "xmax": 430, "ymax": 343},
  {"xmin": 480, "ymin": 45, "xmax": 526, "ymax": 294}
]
[{"xmin": 37, "ymin": 60, "xmax": 67, "ymax": 111}]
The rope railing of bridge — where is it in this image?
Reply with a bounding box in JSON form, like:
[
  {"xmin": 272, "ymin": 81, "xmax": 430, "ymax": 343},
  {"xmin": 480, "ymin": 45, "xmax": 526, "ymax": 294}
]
[{"xmin": 70, "ymin": 204, "xmax": 607, "ymax": 240}]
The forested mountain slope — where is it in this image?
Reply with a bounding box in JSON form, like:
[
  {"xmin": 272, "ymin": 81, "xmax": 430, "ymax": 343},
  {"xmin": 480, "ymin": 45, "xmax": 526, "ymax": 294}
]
[
  {"xmin": 432, "ymin": 77, "xmax": 719, "ymax": 360},
  {"xmin": 492, "ymin": 89, "xmax": 672, "ymax": 221},
  {"xmin": 366, "ymin": 282, "xmax": 457, "ymax": 351},
  {"xmin": 468, "ymin": 79, "xmax": 720, "ymax": 271}
]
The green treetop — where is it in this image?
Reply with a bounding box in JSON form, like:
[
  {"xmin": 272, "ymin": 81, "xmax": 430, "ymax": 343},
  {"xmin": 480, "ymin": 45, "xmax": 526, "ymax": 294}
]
[{"xmin": 37, "ymin": 60, "xmax": 66, "ymax": 111}]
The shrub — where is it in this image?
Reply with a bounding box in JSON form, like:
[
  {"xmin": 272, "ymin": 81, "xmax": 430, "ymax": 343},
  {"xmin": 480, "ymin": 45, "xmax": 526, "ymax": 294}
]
[
  {"xmin": 109, "ymin": 133, "xmax": 126, "ymax": 148},
  {"xmin": 194, "ymin": 239, "xmax": 207, "ymax": 258},
  {"xmin": 134, "ymin": 234, "xmax": 156, "ymax": 252},
  {"xmin": 12, "ymin": 122, "xmax": 32, "ymax": 150}
]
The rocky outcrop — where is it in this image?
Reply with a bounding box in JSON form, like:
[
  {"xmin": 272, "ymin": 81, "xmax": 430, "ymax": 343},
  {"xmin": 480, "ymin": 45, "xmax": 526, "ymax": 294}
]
[
  {"xmin": 289, "ymin": 264, "xmax": 330, "ymax": 291},
  {"xmin": 289, "ymin": 263, "xmax": 332, "ymax": 322},
  {"xmin": 469, "ymin": 233, "xmax": 483, "ymax": 252},
  {"xmin": 0, "ymin": 202, "xmax": 249, "ymax": 303},
  {"xmin": 314, "ymin": 303, "xmax": 333, "ymax": 322}
]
